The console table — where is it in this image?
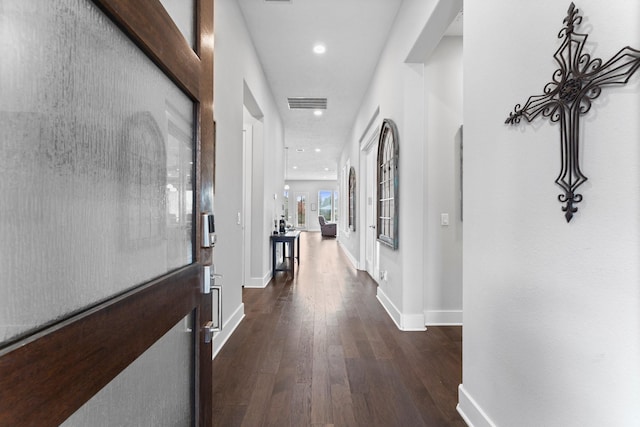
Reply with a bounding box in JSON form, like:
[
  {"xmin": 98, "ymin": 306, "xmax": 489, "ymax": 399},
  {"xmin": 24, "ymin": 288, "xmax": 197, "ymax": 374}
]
[{"xmin": 270, "ymin": 230, "xmax": 301, "ymax": 278}]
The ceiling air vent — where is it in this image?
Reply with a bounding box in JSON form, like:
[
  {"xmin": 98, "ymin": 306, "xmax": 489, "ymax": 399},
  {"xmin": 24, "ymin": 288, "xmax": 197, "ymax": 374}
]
[
  {"xmin": 264, "ymin": 0, "xmax": 292, "ymax": 3},
  {"xmin": 287, "ymin": 97, "xmax": 327, "ymax": 110}
]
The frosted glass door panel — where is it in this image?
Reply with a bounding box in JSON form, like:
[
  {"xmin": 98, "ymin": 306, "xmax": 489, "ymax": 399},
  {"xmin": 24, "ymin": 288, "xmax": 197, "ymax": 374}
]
[
  {"xmin": 62, "ymin": 313, "xmax": 194, "ymax": 427},
  {"xmin": 0, "ymin": 0, "xmax": 195, "ymax": 344}
]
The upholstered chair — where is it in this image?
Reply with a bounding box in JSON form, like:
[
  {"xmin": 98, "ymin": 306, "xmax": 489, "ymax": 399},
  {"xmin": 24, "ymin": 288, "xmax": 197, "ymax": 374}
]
[{"xmin": 318, "ymin": 215, "xmax": 337, "ymax": 237}]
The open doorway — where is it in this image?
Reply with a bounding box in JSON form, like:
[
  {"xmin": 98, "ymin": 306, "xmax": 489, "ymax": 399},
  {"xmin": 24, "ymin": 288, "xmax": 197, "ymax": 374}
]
[
  {"xmin": 242, "ymin": 123, "xmax": 252, "ymax": 288},
  {"xmin": 242, "ymin": 83, "xmax": 265, "ymax": 289},
  {"xmin": 422, "ymin": 12, "xmax": 463, "ymax": 326}
]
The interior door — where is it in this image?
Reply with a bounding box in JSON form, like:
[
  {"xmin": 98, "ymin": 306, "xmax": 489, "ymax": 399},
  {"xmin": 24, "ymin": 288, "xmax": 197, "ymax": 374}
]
[
  {"xmin": 0, "ymin": 1, "xmax": 214, "ymax": 425},
  {"xmin": 365, "ymin": 140, "xmax": 379, "ymax": 280}
]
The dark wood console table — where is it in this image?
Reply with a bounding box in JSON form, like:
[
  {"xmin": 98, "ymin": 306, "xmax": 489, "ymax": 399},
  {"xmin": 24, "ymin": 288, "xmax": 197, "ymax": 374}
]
[{"xmin": 270, "ymin": 230, "xmax": 301, "ymax": 278}]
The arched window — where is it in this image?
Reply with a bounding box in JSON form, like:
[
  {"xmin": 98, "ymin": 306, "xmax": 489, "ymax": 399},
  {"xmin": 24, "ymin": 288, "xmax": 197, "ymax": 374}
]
[
  {"xmin": 376, "ymin": 119, "xmax": 399, "ymax": 249},
  {"xmin": 348, "ymin": 167, "xmax": 356, "ymax": 231}
]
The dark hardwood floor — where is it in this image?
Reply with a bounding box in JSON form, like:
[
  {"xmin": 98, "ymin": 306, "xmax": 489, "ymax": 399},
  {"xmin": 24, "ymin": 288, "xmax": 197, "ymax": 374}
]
[{"xmin": 212, "ymin": 231, "xmax": 465, "ymax": 427}]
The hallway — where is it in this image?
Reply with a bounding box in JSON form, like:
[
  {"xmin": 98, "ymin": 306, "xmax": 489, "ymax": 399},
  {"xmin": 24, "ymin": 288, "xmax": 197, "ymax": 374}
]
[{"xmin": 212, "ymin": 232, "xmax": 464, "ymax": 426}]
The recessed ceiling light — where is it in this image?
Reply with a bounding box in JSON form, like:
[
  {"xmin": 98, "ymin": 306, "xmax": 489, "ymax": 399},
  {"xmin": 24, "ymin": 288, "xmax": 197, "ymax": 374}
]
[
  {"xmin": 313, "ymin": 44, "xmax": 326, "ymax": 54},
  {"xmin": 315, "ymin": 148, "xmax": 321, "ymax": 152},
  {"xmin": 313, "ymin": 110, "xmax": 323, "ymax": 116},
  {"xmin": 324, "ymin": 167, "xmax": 329, "ymax": 171},
  {"xmin": 295, "ymin": 148, "xmax": 305, "ymax": 152},
  {"xmin": 293, "ymin": 166, "xmax": 298, "ymax": 169}
]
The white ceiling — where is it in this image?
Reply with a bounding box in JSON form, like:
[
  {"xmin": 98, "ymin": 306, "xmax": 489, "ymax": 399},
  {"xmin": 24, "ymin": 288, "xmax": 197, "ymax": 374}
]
[
  {"xmin": 236, "ymin": 1, "xmax": 463, "ymax": 181},
  {"xmin": 237, "ymin": 0, "xmax": 403, "ymax": 181}
]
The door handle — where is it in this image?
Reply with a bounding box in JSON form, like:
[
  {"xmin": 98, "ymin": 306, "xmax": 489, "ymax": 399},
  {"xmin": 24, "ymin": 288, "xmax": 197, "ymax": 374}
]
[{"xmin": 203, "ymin": 283, "xmax": 222, "ymax": 344}]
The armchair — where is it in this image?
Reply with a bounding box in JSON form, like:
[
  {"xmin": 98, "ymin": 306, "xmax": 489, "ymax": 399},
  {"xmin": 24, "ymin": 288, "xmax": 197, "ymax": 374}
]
[{"xmin": 318, "ymin": 215, "xmax": 337, "ymax": 237}]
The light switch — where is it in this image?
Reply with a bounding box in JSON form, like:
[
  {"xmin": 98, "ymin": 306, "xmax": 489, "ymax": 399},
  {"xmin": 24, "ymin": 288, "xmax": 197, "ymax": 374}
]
[{"xmin": 441, "ymin": 213, "xmax": 450, "ymax": 226}]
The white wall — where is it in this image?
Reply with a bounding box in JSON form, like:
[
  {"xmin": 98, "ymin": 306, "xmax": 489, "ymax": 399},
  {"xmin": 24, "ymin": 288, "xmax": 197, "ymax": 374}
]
[
  {"xmin": 423, "ymin": 36, "xmax": 463, "ymax": 325},
  {"xmin": 459, "ymin": 1, "xmax": 640, "ymax": 425},
  {"xmin": 338, "ymin": 0, "xmax": 463, "ymax": 330},
  {"xmin": 213, "ymin": 0, "xmax": 284, "ymax": 351}
]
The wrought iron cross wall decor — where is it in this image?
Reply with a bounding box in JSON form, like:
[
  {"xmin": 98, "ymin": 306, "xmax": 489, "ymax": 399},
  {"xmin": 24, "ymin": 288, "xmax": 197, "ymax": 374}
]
[{"xmin": 505, "ymin": 3, "xmax": 640, "ymax": 222}]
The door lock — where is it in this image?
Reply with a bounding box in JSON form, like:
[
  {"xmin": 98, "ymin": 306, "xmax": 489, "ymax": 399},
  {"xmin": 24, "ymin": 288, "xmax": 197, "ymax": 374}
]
[{"xmin": 203, "ymin": 321, "xmax": 215, "ymax": 343}]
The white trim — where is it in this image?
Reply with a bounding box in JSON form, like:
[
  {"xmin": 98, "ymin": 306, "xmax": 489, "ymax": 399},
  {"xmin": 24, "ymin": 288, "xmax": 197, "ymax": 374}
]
[
  {"xmin": 424, "ymin": 309, "xmax": 463, "ymax": 326},
  {"xmin": 360, "ymin": 124, "xmax": 381, "ymax": 153},
  {"xmin": 457, "ymin": 384, "xmax": 497, "ymax": 427},
  {"xmin": 359, "ymin": 106, "xmax": 380, "ymax": 146},
  {"xmin": 376, "ymin": 287, "xmax": 426, "ymax": 331},
  {"xmin": 243, "ymin": 271, "xmax": 272, "ymax": 288},
  {"xmin": 338, "ymin": 239, "xmax": 360, "ymax": 269},
  {"xmin": 212, "ymin": 302, "xmax": 245, "ymax": 359}
]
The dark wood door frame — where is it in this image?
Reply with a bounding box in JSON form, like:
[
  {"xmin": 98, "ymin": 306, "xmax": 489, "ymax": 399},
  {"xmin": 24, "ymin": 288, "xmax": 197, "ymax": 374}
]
[{"xmin": 0, "ymin": 0, "xmax": 215, "ymax": 425}]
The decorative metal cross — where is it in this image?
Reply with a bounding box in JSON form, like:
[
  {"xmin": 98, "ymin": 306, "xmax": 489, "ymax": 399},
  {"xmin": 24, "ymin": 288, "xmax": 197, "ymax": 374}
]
[{"xmin": 506, "ymin": 2, "xmax": 640, "ymax": 222}]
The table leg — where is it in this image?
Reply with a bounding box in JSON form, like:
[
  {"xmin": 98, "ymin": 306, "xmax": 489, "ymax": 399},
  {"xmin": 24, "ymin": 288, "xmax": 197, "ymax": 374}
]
[
  {"xmin": 272, "ymin": 239, "xmax": 276, "ymax": 278},
  {"xmin": 291, "ymin": 242, "xmax": 295, "ymax": 277}
]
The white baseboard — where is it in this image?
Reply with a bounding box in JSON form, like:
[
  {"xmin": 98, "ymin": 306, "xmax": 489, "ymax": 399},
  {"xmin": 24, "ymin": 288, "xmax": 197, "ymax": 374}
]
[
  {"xmin": 212, "ymin": 302, "xmax": 245, "ymax": 359},
  {"xmin": 376, "ymin": 287, "xmax": 402, "ymax": 328},
  {"xmin": 457, "ymin": 384, "xmax": 497, "ymax": 427},
  {"xmin": 402, "ymin": 313, "xmax": 427, "ymax": 331},
  {"xmin": 338, "ymin": 240, "xmax": 359, "ymax": 269},
  {"xmin": 376, "ymin": 287, "xmax": 426, "ymax": 331},
  {"xmin": 243, "ymin": 271, "xmax": 272, "ymax": 289},
  {"xmin": 424, "ymin": 309, "xmax": 463, "ymax": 326}
]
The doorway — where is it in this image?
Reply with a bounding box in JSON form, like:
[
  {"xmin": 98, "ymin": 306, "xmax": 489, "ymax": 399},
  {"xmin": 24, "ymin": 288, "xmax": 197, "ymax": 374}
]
[
  {"xmin": 363, "ymin": 130, "xmax": 379, "ymax": 281},
  {"xmin": 242, "ymin": 125, "xmax": 252, "ymax": 287},
  {"xmin": 294, "ymin": 192, "xmax": 308, "ymax": 230}
]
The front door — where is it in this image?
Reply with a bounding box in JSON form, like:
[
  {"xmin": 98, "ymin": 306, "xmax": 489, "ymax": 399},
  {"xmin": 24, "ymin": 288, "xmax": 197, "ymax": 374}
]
[
  {"xmin": 0, "ymin": 1, "xmax": 214, "ymax": 425},
  {"xmin": 295, "ymin": 192, "xmax": 309, "ymax": 230}
]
